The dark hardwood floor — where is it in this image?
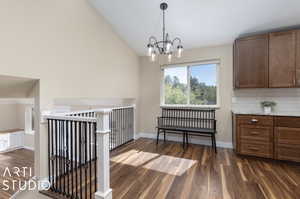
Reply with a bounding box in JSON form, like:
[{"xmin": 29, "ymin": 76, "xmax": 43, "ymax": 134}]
[
  {"xmin": 0, "ymin": 149, "xmax": 34, "ymax": 199},
  {"xmin": 110, "ymin": 138, "xmax": 300, "ymax": 199}
]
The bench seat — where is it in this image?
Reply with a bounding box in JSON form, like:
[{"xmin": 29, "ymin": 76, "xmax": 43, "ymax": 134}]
[{"xmin": 157, "ymin": 126, "xmax": 215, "ymax": 134}]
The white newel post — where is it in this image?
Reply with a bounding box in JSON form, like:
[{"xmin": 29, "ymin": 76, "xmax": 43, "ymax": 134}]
[{"xmin": 95, "ymin": 109, "xmax": 113, "ymax": 199}]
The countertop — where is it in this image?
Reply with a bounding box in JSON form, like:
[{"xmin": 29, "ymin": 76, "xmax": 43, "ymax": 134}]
[{"xmin": 231, "ymin": 110, "xmax": 300, "ymax": 117}]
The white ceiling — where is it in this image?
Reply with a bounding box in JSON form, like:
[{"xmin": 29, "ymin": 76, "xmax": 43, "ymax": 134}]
[{"xmin": 90, "ymin": 0, "xmax": 300, "ymax": 55}]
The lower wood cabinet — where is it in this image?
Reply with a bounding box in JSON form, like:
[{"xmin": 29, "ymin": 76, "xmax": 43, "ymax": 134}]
[
  {"xmin": 274, "ymin": 117, "xmax": 300, "ymax": 162},
  {"xmin": 233, "ymin": 114, "xmax": 300, "ymax": 162}
]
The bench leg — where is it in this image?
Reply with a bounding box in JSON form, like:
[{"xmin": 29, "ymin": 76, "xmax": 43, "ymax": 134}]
[
  {"xmin": 182, "ymin": 133, "xmax": 185, "ymax": 149},
  {"xmin": 156, "ymin": 129, "xmax": 160, "ymax": 145},
  {"xmin": 164, "ymin": 130, "xmax": 166, "ymax": 142},
  {"xmin": 211, "ymin": 134, "xmax": 214, "ymax": 150},
  {"xmin": 212, "ymin": 134, "xmax": 217, "ymax": 153},
  {"xmin": 186, "ymin": 133, "xmax": 189, "ymax": 147}
]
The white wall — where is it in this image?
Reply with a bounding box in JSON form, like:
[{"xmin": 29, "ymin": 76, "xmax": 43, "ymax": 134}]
[
  {"xmin": 0, "ymin": 104, "xmax": 20, "ymax": 131},
  {"xmin": 0, "ymin": 102, "xmax": 35, "ymax": 150},
  {"xmin": 0, "ymin": 0, "xmax": 140, "ymax": 178},
  {"xmin": 138, "ymin": 44, "xmax": 233, "ymax": 145},
  {"xmin": 16, "ymin": 103, "xmax": 26, "ymax": 130},
  {"xmin": 16, "ymin": 104, "xmax": 35, "ymax": 150},
  {"xmin": 24, "ymin": 134, "xmax": 35, "ymax": 150},
  {"xmin": 0, "ymin": 102, "xmax": 33, "ymax": 131}
]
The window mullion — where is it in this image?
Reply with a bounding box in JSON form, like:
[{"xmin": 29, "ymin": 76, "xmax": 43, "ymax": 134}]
[
  {"xmin": 187, "ymin": 66, "xmax": 191, "ymax": 105},
  {"xmin": 161, "ymin": 68, "xmax": 165, "ymax": 105}
]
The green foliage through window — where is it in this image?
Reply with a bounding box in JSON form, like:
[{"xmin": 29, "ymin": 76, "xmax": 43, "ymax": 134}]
[{"xmin": 163, "ymin": 64, "xmax": 217, "ymax": 106}]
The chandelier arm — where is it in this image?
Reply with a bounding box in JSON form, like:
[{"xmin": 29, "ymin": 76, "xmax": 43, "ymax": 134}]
[
  {"xmin": 155, "ymin": 43, "xmax": 163, "ymax": 54},
  {"xmin": 148, "ymin": 36, "xmax": 158, "ymax": 45},
  {"xmin": 172, "ymin": 37, "xmax": 182, "ymax": 45}
]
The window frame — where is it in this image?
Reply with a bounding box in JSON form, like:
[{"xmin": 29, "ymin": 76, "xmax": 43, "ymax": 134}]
[{"xmin": 160, "ymin": 60, "xmax": 220, "ymax": 108}]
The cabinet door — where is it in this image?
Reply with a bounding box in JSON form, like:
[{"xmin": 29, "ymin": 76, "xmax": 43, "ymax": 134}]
[
  {"xmin": 274, "ymin": 127, "xmax": 300, "ymax": 162},
  {"xmin": 234, "ymin": 35, "xmax": 269, "ymax": 88},
  {"xmin": 296, "ymin": 30, "xmax": 300, "ymax": 86},
  {"xmin": 269, "ymin": 31, "xmax": 296, "ymax": 88}
]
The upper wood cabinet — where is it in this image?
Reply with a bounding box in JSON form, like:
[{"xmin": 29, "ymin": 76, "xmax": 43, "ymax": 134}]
[
  {"xmin": 234, "ymin": 28, "xmax": 300, "ymax": 89},
  {"xmin": 234, "ymin": 35, "xmax": 269, "ymax": 88},
  {"xmin": 269, "ymin": 30, "xmax": 296, "ymax": 88}
]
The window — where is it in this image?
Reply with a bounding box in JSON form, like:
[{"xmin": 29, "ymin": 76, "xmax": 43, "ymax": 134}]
[{"xmin": 161, "ymin": 61, "xmax": 219, "ymax": 107}]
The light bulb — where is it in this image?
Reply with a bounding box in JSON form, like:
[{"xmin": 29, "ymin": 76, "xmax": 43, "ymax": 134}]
[
  {"xmin": 147, "ymin": 44, "xmax": 153, "ymax": 56},
  {"xmin": 167, "ymin": 53, "xmax": 172, "ymax": 62},
  {"xmin": 177, "ymin": 45, "xmax": 183, "ymax": 58},
  {"xmin": 166, "ymin": 42, "xmax": 171, "ymax": 52},
  {"xmin": 150, "ymin": 51, "xmax": 156, "ymax": 62}
]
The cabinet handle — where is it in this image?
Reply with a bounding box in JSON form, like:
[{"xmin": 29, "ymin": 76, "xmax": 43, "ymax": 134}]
[
  {"xmin": 250, "ymin": 131, "xmax": 260, "ymax": 135},
  {"xmin": 250, "ymin": 119, "xmax": 258, "ymax": 123},
  {"xmin": 249, "ymin": 147, "xmax": 259, "ymax": 151}
]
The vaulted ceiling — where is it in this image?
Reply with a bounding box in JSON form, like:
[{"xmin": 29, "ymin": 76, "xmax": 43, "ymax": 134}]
[{"xmin": 90, "ymin": 0, "xmax": 300, "ymax": 55}]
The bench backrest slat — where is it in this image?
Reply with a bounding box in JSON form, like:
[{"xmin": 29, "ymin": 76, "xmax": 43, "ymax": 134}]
[{"xmin": 159, "ymin": 108, "xmax": 216, "ymax": 130}]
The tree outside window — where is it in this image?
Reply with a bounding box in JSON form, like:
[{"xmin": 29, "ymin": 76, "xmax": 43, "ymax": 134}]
[{"xmin": 162, "ymin": 63, "xmax": 218, "ymax": 107}]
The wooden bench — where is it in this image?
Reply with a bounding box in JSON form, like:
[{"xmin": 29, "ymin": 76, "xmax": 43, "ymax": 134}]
[{"xmin": 156, "ymin": 108, "xmax": 217, "ymax": 152}]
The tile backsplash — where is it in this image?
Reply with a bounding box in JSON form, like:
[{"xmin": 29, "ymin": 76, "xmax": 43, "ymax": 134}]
[{"xmin": 232, "ymin": 88, "xmax": 300, "ymax": 114}]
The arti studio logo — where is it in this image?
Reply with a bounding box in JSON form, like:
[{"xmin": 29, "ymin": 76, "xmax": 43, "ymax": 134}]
[{"xmin": 1, "ymin": 167, "xmax": 51, "ymax": 191}]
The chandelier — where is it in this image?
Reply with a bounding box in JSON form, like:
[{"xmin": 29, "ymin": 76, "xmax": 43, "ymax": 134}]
[{"xmin": 147, "ymin": 2, "xmax": 183, "ymax": 62}]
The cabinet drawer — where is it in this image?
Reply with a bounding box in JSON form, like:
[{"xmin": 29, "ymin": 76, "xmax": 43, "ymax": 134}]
[
  {"xmin": 275, "ymin": 127, "xmax": 300, "ymax": 146},
  {"xmin": 275, "ymin": 146, "xmax": 300, "ymax": 162},
  {"xmin": 240, "ymin": 125, "xmax": 273, "ymax": 142},
  {"xmin": 275, "ymin": 116, "xmax": 300, "ymax": 128},
  {"xmin": 237, "ymin": 115, "xmax": 273, "ymax": 126},
  {"xmin": 239, "ymin": 141, "xmax": 273, "ymax": 158}
]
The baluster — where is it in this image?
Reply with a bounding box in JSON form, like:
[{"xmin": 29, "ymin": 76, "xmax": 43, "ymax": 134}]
[
  {"xmin": 50, "ymin": 119, "xmax": 55, "ymax": 191},
  {"xmin": 70, "ymin": 121, "xmax": 74, "ymax": 198},
  {"xmin": 47, "ymin": 119, "xmax": 51, "ymax": 190},
  {"xmin": 85, "ymin": 122, "xmax": 88, "ymax": 199},
  {"xmin": 55, "ymin": 120, "xmax": 58, "ymax": 192},
  {"xmin": 66, "ymin": 120, "xmax": 69, "ymax": 196},
  {"xmin": 75, "ymin": 121, "xmax": 78, "ymax": 198},
  {"xmin": 79, "ymin": 122, "xmax": 83, "ymax": 199},
  {"xmin": 89, "ymin": 122, "xmax": 92, "ymax": 199},
  {"xmin": 94, "ymin": 123, "xmax": 97, "ymax": 195}
]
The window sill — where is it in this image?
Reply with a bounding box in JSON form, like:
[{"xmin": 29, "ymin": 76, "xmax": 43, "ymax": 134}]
[{"xmin": 160, "ymin": 104, "xmax": 220, "ymax": 110}]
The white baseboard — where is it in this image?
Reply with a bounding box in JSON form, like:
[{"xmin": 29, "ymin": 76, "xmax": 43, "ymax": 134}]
[
  {"xmin": 23, "ymin": 146, "xmax": 35, "ymax": 151},
  {"xmin": 0, "ymin": 146, "xmax": 24, "ymax": 153},
  {"xmin": 137, "ymin": 132, "xmax": 233, "ymax": 149},
  {"xmin": 0, "ymin": 146, "xmax": 34, "ymax": 153}
]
